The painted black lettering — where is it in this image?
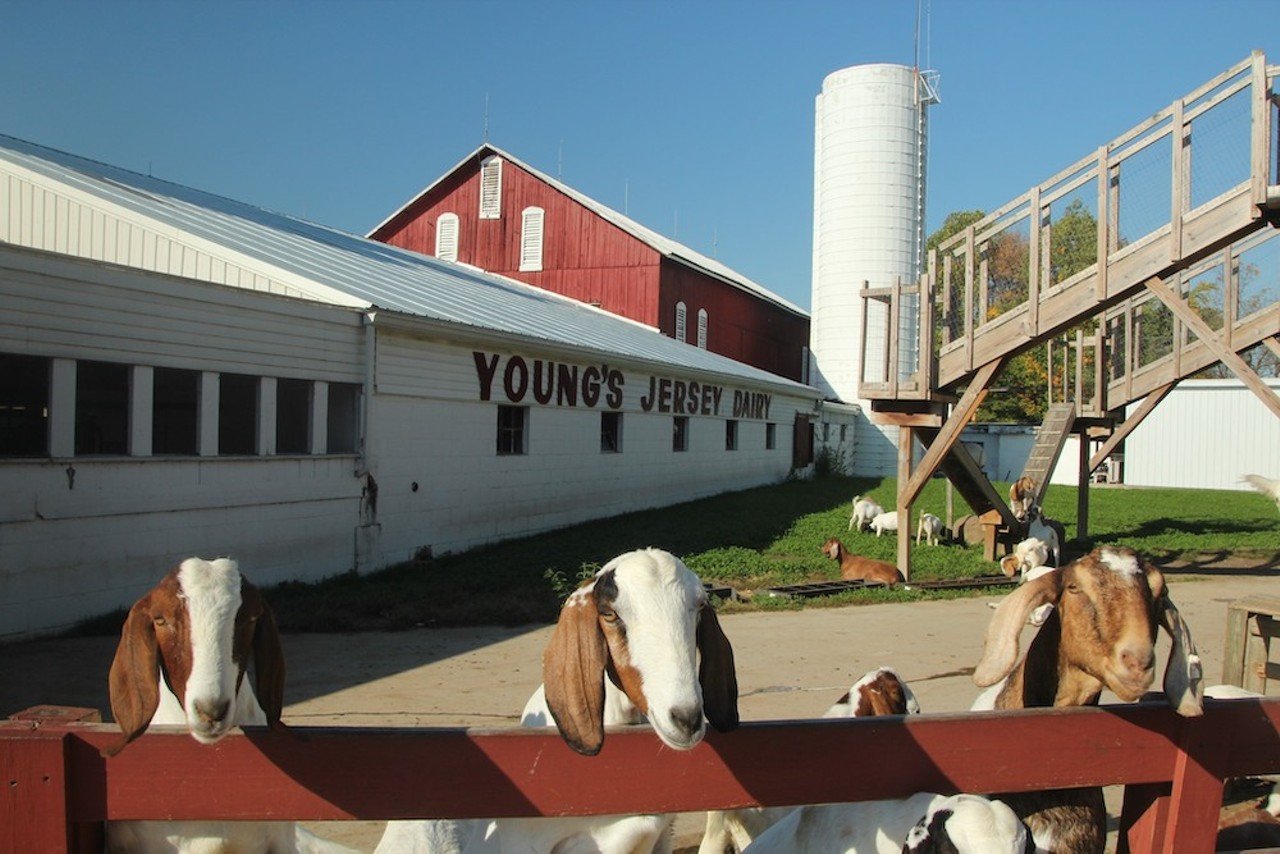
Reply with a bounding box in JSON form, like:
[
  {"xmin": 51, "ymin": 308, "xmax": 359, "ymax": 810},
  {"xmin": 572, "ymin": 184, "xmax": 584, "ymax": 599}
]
[
  {"xmin": 582, "ymin": 366, "xmax": 601, "ymax": 407},
  {"xmin": 639, "ymin": 375, "xmax": 657, "ymax": 411},
  {"xmin": 556, "ymin": 364, "xmax": 579, "ymax": 406},
  {"xmin": 503, "ymin": 356, "xmax": 528, "ymax": 402},
  {"xmin": 532, "ymin": 360, "xmax": 555, "ymax": 405},
  {"xmin": 473, "ymin": 351, "xmax": 500, "ymax": 402}
]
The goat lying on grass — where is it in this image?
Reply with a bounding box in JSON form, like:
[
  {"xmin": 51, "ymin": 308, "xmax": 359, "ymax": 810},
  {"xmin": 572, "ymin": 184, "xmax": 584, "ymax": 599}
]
[
  {"xmin": 105, "ymin": 557, "xmax": 354, "ymax": 854},
  {"xmin": 821, "ymin": 537, "xmax": 904, "ymax": 585},
  {"xmin": 970, "ymin": 546, "xmax": 1203, "ymax": 853}
]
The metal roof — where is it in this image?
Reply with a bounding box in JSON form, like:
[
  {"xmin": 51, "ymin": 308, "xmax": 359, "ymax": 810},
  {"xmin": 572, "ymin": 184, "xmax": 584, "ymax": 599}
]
[
  {"xmin": 0, "ymin": 134, "xmax": 816, "ymax": 396},
  {"xmin": 370, "ymin": 143, "xmax": 810, "ymax": 319}
]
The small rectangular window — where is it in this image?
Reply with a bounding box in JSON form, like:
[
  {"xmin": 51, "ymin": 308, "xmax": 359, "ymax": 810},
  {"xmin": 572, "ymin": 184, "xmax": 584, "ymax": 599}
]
[
  {"xmin": 766, "ymin": 422, "xmax": 777, "ymax": 450},
  {"xmin": 497, "ymin": 405, "xmax": 527, "ymax": 455},
  {"xmin": 152, "ymin": 367, "xmax": 199, "ymax": 456},
  {"xmin": 219, "ymin": 373, "xmax": 258, "ymax": 455},
  {"xmin": 600, "ymin": 411, "xmax": 622, "ymax": 453},
  {"xmin": 276, "ymin": 378, "xmax": 312, "ymax": 455},
  {"xmin": 0, "ymin": 353, "xmax": 50, "ymax": 457},
  {"xmin": 840, "ymin": 424, "xmax": 848, "ymax": 442},
  {"xmin": 725, "ymin": 419, "xmax": 738, "ymax": 451},
  {"xmin": 520, "ymin": 207, "xmax": 544, "ymax": 272},
  {"xmin": 479, "ymin": 156, "xmax": 502, "ymax": 219},
  {"xmin": 327, "ymin": 383, "xmax": 361, "ymax": 454},
  {"xmin": 75, "ymin": 360, "xmax": 130, "ymax": 455},
  {"xmin": 672, "ymin": 416, "xmax": 689, "ymax": 452},
  {"xmin": 435, "ymin": 213, "xmax": 459, "ymax": 262},
  {"xmin": 822, "ymin": 422, "xmax": 830, "ymax": 442}
]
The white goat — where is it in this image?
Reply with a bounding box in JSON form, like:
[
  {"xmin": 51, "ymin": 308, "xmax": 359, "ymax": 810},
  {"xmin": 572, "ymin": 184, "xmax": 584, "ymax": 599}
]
[
  {"xmin": 915, "ymin": 512, "xmax": 945, "ymax": 546},
  {"xmin": 1009, "ymin": 476, "xmax": 1037, "ymax": 522},
  {"xmin": 104, "ymin": 558, "xmax": 355, "ymax": 854},
  {"xmin": 849, "ymin": 495, "xmax": 884, "ymax": 532},
  {"xmin": 1242, "ymin": 474, "xmax": 1280, "ymax": 512},
  {"xmin": 969, "ymin": 546, "xmax": 1203, "ymax": 853},
  {"xmin": 742, "ymin": 792, "xmax": 1036, "ymax": 853},
  {"xmin": 699, "ymin": 667, "xmax": 920, "ymax": 854},
  {"xmin": 871, "ymin": 510, "xmax": 899, "ymax": 537},
  {"xmin": 1023, "ymin": 505, "xmax": 1061, "ymax": 566},
  {"xmin": 381, "ymin": 548, "xmax": 739, "ymax": 854},
  {"xmin": 998, "ymin": 537, "xmax": 1049, "ymax": 579}
]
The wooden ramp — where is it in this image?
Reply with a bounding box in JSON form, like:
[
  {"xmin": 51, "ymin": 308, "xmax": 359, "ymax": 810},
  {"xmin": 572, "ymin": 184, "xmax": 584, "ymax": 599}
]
[{"xmin": 859, "ymin": 53, "xmax": 1280, "ymax": 579}]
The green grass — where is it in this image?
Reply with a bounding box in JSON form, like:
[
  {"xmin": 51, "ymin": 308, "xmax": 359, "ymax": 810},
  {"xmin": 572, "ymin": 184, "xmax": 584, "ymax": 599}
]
[{"xmin": 64, "ymin": 475, "xmax": 1280, "ymax": 636}]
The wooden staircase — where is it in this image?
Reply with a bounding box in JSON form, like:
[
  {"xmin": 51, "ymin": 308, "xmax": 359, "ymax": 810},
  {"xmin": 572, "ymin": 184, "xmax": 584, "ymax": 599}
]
[{"xmin": 1018, "ymin": 402, "xmax": 1077, "ymax": 505}]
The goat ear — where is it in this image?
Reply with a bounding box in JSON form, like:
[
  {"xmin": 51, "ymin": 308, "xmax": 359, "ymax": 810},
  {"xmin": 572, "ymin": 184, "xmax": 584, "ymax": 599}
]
[
  {"xmin": 1156, "ymin": 592, "xmax": 1204, "ymax": 717},
  {"xmin": 104, "ymin": 595, "xmax": 161, "ymax": 757},
  {"xmin": 543, "ymin": 593, "xmax": 608, "ymax": 755},
  {"xmin": 973, "ymin": 571, "xmax": 1062, "ymax": 687},
  {"xmin": 252, "ymin": 597, "xmax": 287, "ymax": 729},
  {"xmin": 697, "ymin": 603, "xmax": 739, "ymax": 733}
]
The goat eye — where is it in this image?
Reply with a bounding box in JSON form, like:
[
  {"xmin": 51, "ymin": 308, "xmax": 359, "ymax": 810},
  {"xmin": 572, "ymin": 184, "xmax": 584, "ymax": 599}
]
[
  {"xmin": 152, "ymin": 616, "xmax": 167, "ymax": 626},
  {"xmin": 1066, "ymin": 584, "xmax": 1081, "ymax": 594},
  {"xmin": 598, "ymin": 609, "xmax": 618, "ymax": 623}
]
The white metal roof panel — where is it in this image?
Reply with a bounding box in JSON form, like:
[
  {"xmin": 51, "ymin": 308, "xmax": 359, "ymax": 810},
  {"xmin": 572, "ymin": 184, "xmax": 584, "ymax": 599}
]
[{"xmin": 0, "ymin": 134, "xmax": 815, "ymax": 396}]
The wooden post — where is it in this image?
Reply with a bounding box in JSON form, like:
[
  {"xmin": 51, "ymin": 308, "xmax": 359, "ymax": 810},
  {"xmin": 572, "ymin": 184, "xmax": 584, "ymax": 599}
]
[
  {"xmin": 897, "ymin": 425, "xmax": 914, "ymax": 581},
  {"xmin": 0, "ymin": 727, "xmax": 84, "ymax": 853},
  {"xmin": 1076, "ymin": 429, "xmax": 1090, "ymax": 542}
]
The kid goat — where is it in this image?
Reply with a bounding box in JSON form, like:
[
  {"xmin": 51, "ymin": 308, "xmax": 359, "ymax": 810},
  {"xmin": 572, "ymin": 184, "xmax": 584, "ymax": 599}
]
[{"xmin": 105, "ymin": 557, "xmax": 354, "ymax": 853}]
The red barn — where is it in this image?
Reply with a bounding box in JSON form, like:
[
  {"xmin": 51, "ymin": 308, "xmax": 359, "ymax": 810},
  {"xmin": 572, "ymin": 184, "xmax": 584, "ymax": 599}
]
[{"xmin": 368, "ymin": 144, "xmax": 811, "ymax": 382}]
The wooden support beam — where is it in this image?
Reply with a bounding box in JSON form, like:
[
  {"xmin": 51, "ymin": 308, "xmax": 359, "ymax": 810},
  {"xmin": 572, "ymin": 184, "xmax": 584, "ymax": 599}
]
[
  {"xmin": 1088, "ymin": 382, "xmax": 1177, "ymax": 474},
  {"xmin": 1262, "ymin": 335, "xmax": 1280, "ymax": 360},
  {"xmin": 1077, "ymin": 430, "xmax": 1091, "ymax": 541},
  {"xmin": 897, "ymin": 426, "xmax": 914, "ymax": 582},
  {"xmin": 1143, "ymin": 276, "xmax": 1280, "ymax": 421},
  {"xmin": 869, "ymin": 411, "xmax": 943, "ymax": 428},
  {"xmin": 902, "ymin": 358, "xmax": 1006, "ymax": 509}
]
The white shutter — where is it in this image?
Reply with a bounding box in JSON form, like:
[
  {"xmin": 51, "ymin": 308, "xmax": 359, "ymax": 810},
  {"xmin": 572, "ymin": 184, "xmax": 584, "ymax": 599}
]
[
  {"xmin": 674, "ymin": 301, "xmax": 687, "ymax": 342},
  {"xmin": 479, "ymin": 156, "xmax": 502, "ymax": 219},
  {"xmin": 435, "ymin": 213, "xmax": 459, "ymax": 261},
  {"xmin": 520, "ymin": 207, "xmax": 544, "ymax": 271},
  {"xmin": 697, "ymin": 309, "xmax": 708, "ymax": 349}
]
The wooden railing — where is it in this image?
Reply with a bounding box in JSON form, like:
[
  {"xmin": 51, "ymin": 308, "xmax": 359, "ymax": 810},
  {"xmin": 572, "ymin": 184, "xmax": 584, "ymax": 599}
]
[
  {"xmin": 4, "ymin": 699, "xmax": 1279, "ymax": 853},
  {"xmin": 861, "ymin": 52, "xmax": 1279, "ymax": 402}
]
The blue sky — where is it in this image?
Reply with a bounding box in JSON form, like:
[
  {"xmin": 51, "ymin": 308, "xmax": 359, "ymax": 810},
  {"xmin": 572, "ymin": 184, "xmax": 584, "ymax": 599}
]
[{"xmin": 3, "ymin": 1, "xmax": 1276, "ymax": 311}]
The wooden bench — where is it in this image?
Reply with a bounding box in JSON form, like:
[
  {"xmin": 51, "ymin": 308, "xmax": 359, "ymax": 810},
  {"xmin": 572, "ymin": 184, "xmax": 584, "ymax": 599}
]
[{"xmin": 1223, "ymin": 594, "xmax": 1280, "ymax": 692}]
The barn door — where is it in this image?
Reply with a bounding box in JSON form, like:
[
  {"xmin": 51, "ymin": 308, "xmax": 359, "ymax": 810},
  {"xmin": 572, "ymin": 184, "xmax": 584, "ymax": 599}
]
[{"xmin": 792, "ymin": 414, "xmax": 814, "ymax": 469}]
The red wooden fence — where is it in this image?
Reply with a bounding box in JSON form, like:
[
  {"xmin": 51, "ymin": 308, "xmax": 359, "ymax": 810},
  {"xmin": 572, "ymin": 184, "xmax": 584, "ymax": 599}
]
[{"xmin": 3, "ymin": 698, "xmax": 1279, "ymax": 853}]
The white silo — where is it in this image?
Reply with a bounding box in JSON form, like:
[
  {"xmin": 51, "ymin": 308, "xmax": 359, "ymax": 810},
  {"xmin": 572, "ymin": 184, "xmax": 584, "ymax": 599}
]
[{"xmin": 810, "ymin": 62, "xmax": 937, "ymax": 473}]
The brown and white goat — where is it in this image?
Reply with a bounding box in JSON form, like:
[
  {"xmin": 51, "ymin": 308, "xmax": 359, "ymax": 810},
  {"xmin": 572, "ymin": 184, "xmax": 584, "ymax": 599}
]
[
  {"xmin": 699, "ymin": 667, "xmax": 921, "ymax": 853},
  {"xmin": 821, "ymin": 537, "xmax": 904, "ymax": 585},
  {"xmin": 1009, "ymin": 476, "xmax": 1037, "ymax": 522},
  {"xmin": 386, "ymin": 549, "xmax": 739, "ymax": 854},
  {"xmin": 105, "ymin": 558, "xmax": 354, "ymax": 854},
  {"xmin": 971, "ymin": 546, "xmax": 1203, "ymax": 853}
]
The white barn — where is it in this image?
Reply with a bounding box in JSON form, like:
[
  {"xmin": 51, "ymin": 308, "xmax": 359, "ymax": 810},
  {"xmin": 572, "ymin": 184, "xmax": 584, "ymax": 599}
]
[{"xmin": 0, "ymin": 135, "xmax": 835, "ymax": 638}]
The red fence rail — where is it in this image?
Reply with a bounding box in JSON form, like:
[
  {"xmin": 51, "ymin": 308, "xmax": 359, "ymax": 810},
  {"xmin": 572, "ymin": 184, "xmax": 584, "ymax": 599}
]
[{"xmin": 4, "ymin": 698, "xmax": 1279, "ymax": 853}]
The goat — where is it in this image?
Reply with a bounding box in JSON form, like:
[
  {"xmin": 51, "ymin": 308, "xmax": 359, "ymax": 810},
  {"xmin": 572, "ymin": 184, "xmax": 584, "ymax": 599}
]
[
  {"xmin": 382, "ymin": 548, "xmax": 739, "ymax": 854},
  {"xmin": 915, "ymin": 512, "xmax": 945, "ymax": 547},
  {"xmin": 742, "ymin": 792, "xmax": 1036, "ymax": 853},
  {"xmin": 998, "ymin": 538, "xmax": 1049, "ymax": 579},
  {"xmin": 699, "ymin": 667, "xmax": 920, "ymax": 853},
  {"xmin": 970, "ymin": 546, "xmax": 1203, "ymax": 853},
  {"xmin": 1022, "ymin": 505, "xmax": 1062, "ymax": 567},
  {"xmin": 1242, "ymin": 473, "xmax": 1280, "ymax": 512},
  {"xmin": 871, "ymin": 510, "xmax": 899, "ymax": 537},
  {"xmin": 1009, "ymin": 477, "xmax": 1037, "ymax": 522},
  {"xmin": 849, "ymin": 495, "xmax": 884, "ymax": 532},
  {"xmin": 821, "ymin": 538, "xmax": 903, "ymax": 585},
  {"xmin": 104, "ymin": 557, "xmax": 355, "ymax": 854}
]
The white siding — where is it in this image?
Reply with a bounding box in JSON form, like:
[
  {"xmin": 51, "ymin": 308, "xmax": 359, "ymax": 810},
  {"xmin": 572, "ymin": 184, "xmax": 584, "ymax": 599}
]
[{"xmin": 1123, "ymin": 378, "xmax": 1280, "ymax": 490}]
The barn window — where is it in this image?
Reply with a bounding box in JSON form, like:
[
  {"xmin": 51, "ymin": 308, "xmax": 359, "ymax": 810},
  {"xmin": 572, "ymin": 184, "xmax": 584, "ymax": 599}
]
[
  {"xmin": 218, "ymin": 373, "xmax": 258, "ymax": 455},
  {"xmin": 0, "ymin": 353, "xmax": 50, "ymax": 457},
  {"xmin": 75, "ymin": 360, "xmax": 129, "ymax": 455},
  {"xmin": 520, "ymin": 207, "xmax": 544, "ymax": 272},
  {"xmin": 435, "ymin": 213, "xmax": 459, "ymax": 261},
  {"xmin": 674, "ymin": 302, "xmax": 687, "ymax": 342},
  {"xmin": 672, "ymin": 416, "xmax": 689, "ymax": 452},
  {"xmin": 766, "ymin": 422, "xmax": 777, "ymax": 450},
  {"xmin": 327, "ymin": 382, "xmax": 361, "ymax": 454},
  {"xmin": 497, "ymin": 405, "xmax": 527, "ymax": 455},
  {"xmin": 479, "ymin": 156, "xmax": 502, "ymax": 219},
  {"xmin": 276, "ymin": 378, "xmax": 312, "ymax": 455},
  {"xmin": 152, "ymin": 367, "xmax": 199, "ymax": 456},
  {"xmin": 725, "ymin": 419, "xmax": 738, "ymax": 451},
  {"xmin": 600, "ymin": 411, "xmax": 622, "ymax": 453},
  {"xmin": 697, "ymin": 309, "xmax": 708, "ymax": 349}
]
